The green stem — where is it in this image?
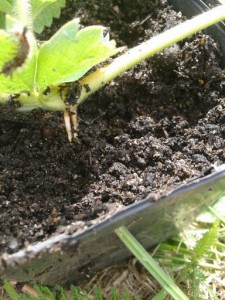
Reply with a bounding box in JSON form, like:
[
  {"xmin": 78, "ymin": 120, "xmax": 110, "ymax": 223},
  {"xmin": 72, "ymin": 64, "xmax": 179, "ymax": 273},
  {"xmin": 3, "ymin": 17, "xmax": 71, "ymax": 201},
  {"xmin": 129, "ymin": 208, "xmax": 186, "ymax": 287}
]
[{"xmin": 78, "ymin": 4, "xmax": 225, "ymax": 105}]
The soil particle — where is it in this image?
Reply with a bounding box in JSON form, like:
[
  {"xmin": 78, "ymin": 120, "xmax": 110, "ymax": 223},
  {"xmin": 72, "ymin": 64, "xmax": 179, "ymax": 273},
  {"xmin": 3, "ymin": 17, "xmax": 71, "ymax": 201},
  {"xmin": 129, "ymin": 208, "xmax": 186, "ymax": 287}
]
[{"xmin": 1, "ymin": 0, "xmax": 225, "ymax": 255}]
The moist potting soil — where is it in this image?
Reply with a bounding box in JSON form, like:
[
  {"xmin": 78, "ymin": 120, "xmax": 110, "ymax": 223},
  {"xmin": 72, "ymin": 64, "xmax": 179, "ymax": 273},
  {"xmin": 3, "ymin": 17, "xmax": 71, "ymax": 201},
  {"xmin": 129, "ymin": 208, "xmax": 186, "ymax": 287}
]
[{"xmin": 0, "ymin": 0, "xmax": 225, "ymax": 257}]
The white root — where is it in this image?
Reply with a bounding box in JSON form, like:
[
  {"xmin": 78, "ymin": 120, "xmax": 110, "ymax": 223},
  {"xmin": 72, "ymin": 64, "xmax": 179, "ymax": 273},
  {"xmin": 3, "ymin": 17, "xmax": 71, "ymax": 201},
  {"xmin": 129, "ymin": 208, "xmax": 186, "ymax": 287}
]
[{"xmin": 64, "ymin": 105, "xmax": 78, "ymax": 142}]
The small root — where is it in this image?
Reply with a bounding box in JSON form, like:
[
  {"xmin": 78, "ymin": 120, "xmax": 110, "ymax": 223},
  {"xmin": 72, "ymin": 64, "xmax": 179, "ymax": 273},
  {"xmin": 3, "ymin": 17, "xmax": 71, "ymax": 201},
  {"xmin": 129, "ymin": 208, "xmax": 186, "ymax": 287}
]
[{"xmin": 64, "ymin": 105, "xmax": 79, "ymax": 142}]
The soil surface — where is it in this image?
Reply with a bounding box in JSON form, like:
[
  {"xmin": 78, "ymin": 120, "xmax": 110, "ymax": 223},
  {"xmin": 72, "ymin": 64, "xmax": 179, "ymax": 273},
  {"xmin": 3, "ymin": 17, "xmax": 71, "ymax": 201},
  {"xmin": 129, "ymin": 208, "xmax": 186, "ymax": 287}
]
[{"xmin": 1, "ymin": 0, "xmax": 225, "ymax": 256}]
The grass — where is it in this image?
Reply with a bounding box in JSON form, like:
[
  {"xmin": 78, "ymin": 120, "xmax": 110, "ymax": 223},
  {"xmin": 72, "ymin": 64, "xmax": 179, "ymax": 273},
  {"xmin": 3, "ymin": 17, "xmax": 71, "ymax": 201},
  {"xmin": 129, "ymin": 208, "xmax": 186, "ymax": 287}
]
[
  {"xmin": 115, "ymin": 227, "xmax": 189, "ymax": 300},
  {"xmin": 2, "ymin": 196, "xmax": 225, "ymax": 300}
]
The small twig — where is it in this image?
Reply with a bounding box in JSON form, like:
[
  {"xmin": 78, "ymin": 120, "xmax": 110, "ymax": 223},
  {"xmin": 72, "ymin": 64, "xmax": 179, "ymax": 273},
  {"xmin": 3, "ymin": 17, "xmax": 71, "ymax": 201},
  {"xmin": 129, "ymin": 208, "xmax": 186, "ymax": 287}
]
[{"xmin": 22, "ymin": 284, "xmax": 39, "ymax": 298}]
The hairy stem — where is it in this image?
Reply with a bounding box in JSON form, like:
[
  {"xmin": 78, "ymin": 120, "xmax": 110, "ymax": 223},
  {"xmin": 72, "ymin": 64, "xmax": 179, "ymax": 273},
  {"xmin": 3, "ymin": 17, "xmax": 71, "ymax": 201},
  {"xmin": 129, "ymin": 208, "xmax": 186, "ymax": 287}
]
[{"xmin": 14, "ymin": 0, "xmax": 33, "ymax": 31}]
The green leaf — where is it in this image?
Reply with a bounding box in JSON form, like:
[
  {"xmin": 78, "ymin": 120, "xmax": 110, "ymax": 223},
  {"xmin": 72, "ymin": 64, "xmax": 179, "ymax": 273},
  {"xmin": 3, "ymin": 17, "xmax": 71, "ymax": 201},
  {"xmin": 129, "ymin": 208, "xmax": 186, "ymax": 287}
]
[
  {"xmin": 0, "ymin": 15, "xmax": 37, "ymax": 93},
  {"xmin": 0, "ymin": 29, "xmax": 19, "ymax": 69},
  {"xmin": 31, "ymin": 0, "xmax": 66, "ymax": 33},
  {"xmin": 0, "ymin": 0, "xmax": 12, "ymax": 14},
  {"xmin": 36, "ymin": 19, "xmax": 122, "ymax": 91},
  {"xmin": 0, "ymin": 12, "xmax": 6, "ymax": 28},
  {"xmin": 193, "ymin": 221, "xmax": 220, "ymax": 261},
  {"xmin": 0, "ymin": 29, "xmax": 32, "ymax": 92},
  {"xmin": 0, "ymin": 0, "xmax": 66, "ymax": 34}
]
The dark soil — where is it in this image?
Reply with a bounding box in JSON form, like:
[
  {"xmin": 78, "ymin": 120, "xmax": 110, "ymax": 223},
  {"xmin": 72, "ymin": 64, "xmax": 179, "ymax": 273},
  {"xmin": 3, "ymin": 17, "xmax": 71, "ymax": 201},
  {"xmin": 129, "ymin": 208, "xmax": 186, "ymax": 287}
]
[{"xmin": 1, "ymin": 0, "xmax": 225, "ymax": 256}]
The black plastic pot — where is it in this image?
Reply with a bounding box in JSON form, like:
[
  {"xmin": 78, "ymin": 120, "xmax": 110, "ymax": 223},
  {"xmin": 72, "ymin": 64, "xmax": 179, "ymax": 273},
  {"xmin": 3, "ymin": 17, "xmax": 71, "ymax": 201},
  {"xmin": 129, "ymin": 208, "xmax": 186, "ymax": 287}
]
[{"xmin": 1, "ymin": 0, "xmax": 225, "ymax": 286}]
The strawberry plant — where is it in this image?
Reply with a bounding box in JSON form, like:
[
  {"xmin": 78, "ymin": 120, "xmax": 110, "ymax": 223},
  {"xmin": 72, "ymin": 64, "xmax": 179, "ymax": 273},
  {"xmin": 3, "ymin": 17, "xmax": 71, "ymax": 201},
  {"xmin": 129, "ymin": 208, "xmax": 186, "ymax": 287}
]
[
  {"xmin": 0, "ymin": 1, "xmax": 225, "ymax": 140},
  {"xmin": 0, "ymin": 0, "xmax": 123, "ymax": 139}
]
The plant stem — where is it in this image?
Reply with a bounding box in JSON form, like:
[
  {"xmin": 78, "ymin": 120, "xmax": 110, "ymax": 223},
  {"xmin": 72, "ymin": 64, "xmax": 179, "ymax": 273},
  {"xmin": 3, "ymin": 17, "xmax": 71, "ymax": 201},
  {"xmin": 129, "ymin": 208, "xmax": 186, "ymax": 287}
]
[
  {"xmin": 78, "ymin": 4, "xmax": 225, "ymax": 105},
  {"xmin": 15, "ymin": 0, "xmax": 32, "ymax": 31}
]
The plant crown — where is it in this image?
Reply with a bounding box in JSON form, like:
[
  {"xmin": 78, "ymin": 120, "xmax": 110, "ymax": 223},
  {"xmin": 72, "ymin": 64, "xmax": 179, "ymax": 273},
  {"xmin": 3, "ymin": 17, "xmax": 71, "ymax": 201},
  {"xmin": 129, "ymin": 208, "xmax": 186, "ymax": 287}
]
[{"xmin": 0, "ymin": 0, "xmax": 122, "ymax": 111}]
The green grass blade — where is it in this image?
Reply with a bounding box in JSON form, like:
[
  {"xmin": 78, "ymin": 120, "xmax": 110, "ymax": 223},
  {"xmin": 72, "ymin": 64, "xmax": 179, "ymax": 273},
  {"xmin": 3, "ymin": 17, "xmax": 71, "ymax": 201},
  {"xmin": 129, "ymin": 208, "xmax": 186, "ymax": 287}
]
[
  {"xmin": 151, "ymin": 289, "xmax": 168, "ymax": 300},
  {"xmin": 94, "ymin": 286, "xmax": 103, "ymax": 300},
  {"xmin": 3, "ymin": 280, "xmax": 19, "ymax": 300},
  {"xmin": 115, "ymin": 226, "xmax": 189, "ymax": 300},
  {"xmin": 208, "ymin": 206, "xmax": 225, "ymax": 222},
  {"xmin": 110, "ymin": 288, "xmax": 119, "ymax": 300}
]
